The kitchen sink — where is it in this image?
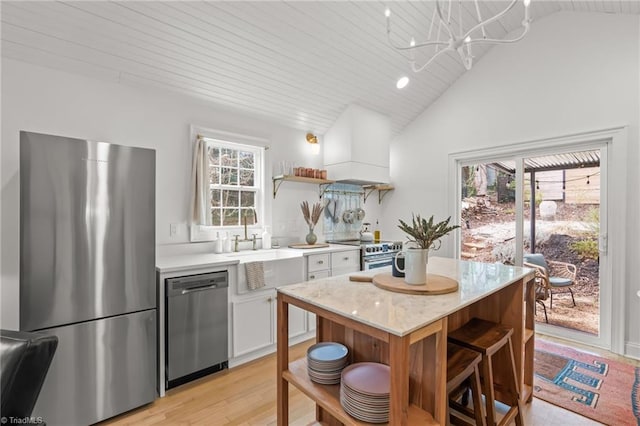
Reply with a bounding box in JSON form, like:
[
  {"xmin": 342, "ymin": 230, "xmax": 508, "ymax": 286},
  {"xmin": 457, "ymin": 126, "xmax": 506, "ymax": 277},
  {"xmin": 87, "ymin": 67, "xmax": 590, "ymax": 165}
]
[{"xmin": 225, "ymin": 249, "xmax": 302, "ymax": 262}]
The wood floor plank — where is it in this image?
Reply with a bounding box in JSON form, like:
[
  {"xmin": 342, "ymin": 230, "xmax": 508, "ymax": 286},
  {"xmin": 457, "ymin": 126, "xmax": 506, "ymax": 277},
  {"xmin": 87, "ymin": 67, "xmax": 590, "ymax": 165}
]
[
  {"xmin": 99, "ymin": 335, "xmax": 603, "ymax": 425},
  {"xmin": 99, "ymin": 340, "xmax": 315, "ymax": 426}
]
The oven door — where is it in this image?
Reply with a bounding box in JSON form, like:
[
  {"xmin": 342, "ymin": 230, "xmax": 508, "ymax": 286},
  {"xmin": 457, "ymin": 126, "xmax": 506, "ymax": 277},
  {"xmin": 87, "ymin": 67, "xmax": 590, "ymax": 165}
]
[{"xmin": 362, "ymin": 254, "xmax": 395, "ymax": 271}]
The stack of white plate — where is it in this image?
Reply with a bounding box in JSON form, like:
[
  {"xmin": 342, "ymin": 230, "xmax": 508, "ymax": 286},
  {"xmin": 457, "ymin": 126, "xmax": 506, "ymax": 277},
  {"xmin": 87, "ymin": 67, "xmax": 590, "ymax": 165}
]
[
  {"xmin": 340, "ymin": 362, "xmax": 390, "ymax": 423},
  {"xmin": 306, "ymin": 342, "xmax": 349, "ymax": 385}
]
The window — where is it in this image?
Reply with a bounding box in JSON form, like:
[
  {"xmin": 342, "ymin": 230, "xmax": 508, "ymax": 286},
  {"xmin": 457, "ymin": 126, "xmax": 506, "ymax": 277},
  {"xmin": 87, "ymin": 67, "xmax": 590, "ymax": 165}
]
[{"xmin": 206, "ymin": 138, "xmax": 263, "ymax": 227}]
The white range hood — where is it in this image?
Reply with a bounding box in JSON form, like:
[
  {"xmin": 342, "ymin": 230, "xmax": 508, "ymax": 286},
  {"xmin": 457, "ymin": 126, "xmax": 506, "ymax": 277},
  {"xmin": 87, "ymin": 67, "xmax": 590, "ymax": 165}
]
[{"xmin": 323, "ymin": 104, "xmax": 390, "ymax": 185}]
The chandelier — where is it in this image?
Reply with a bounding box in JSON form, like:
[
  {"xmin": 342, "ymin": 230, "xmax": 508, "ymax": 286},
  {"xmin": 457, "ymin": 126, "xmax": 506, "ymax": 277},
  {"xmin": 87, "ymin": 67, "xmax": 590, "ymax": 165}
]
[{"xmin": 385, "ymin": 0, "xmax": 531, "ymax": 74}]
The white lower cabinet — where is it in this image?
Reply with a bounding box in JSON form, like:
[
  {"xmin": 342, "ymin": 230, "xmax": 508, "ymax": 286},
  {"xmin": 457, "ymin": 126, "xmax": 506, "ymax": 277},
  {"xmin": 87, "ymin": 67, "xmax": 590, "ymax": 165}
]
[
  {"xmin": 230, "ymin": 248, "xmax": 362, "ymax": 366},
  {"xmin": 232, "ymin": 291, "xmax": 275, "ymax": 357},
  {"xmin": 232, "ymin": 290, "xmax": 309, "ymax": 360},
  {"xmin": 287, "ymin": 305, "xmax": 308, "ymax": 339}
]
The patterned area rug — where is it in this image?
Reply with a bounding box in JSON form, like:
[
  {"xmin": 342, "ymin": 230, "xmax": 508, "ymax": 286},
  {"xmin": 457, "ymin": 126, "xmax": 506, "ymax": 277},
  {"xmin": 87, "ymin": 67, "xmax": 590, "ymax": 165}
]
[{"xmin": 534, "ymin": 339, "xmax": 640, "ymax": 426}]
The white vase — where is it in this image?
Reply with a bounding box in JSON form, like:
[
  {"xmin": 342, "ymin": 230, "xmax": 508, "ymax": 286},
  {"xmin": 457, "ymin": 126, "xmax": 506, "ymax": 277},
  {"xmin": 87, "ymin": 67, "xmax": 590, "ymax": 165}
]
[{"xmin": 394, "ymin": 248, "xmax": 428, "ymax": 285}]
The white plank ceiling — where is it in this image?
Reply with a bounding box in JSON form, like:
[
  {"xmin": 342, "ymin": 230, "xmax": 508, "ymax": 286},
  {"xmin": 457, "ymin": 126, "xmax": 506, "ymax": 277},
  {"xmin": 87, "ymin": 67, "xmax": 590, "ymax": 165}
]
[{"xmin": 2, "ymin": 1, "xmax": 639, "ymax": 135}]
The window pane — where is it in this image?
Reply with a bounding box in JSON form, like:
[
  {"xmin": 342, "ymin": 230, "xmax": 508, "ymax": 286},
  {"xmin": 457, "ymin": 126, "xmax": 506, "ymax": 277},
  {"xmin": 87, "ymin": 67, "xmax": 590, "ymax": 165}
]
[
  {"xmin": 210, "ymin": 166, "xmax": 220, "ymax": 185},
  {"xmin": 221, "ymin": 167, "xmax": 237, "ymax": 185},
  {"xmin": 239, "ymin": 169, "xmax": 254, "ymax": 186},
  {"xmin": 211, "ymin": 189, "xmax": 221, "ymax": 207},
  {"xmin": 220, "ymin": 148, "xmax": 237, "ymax": 167},
  {"xmin": 239, "ymin": 151, "xmax": 254, "ymax": 169},
  {"xmin": 222, "ymin": 190, "xmax": 239, "ymax": 207},
  {"xmin": 222, "ymin": 208, "xmax": 240, "ymax": 226},
  {"xmin": 211, "ymin": 209, "xmax": 222, "ymax": 226},
  {"xmin": 208, "ymin": 147, "xmax": 220, "ymax": 166},
  {"xmin": 240, "ymin": 191, "xmax": 255, "ymax": 207}
]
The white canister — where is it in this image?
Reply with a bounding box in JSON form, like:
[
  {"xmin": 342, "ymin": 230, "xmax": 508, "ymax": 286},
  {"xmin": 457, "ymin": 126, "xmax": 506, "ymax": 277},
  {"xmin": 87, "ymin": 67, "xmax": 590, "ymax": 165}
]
[
  {"xmin": 394, "ymin": 248, "xmax": 428, "ymax": 285},
  {"xmin": 214, "ymin": 232, "xmax": 223, "ymax": 254},
  {"xmin": 262, "ymin": 226, "xmax": 272, "ymax": 249}
]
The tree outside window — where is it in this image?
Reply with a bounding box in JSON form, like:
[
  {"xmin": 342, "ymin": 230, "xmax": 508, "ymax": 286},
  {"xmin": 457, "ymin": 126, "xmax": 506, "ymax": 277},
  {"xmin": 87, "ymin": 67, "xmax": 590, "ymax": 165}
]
[{"xmin": 207, "ymin": 141, "xmax": 262, "ymax": 227}]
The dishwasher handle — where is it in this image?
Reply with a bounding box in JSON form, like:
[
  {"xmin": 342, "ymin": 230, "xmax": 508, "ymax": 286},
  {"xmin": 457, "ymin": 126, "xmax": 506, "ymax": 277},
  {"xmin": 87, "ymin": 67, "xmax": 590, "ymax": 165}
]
[
  {"xmin": 180, "ymin": 284, "xmax": 220, "ymax": 295},
  {"xmin": 166, "ymin": 271, "xmax": 229, "ymax": 297}
]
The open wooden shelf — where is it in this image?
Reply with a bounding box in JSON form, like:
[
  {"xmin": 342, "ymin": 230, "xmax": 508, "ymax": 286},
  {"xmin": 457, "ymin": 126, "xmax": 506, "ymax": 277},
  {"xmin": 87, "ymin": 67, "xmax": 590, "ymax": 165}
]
[
  {"xmin": 362, "ymin": 184, "xmax": 395, "ymax": 204},
  {"xmin": 521, "ymin": 384, "xmax": 533, "ymax": 402},
  {"xmin": 272, "ymin": 175, "xmax": 335, "ymax": 198},
  {"xmin": 524, "ymin": 328, "xmax": 534, "ymax": 343},
  {"xmin": 284, "ymin": 358, "xmax": 437, "ymax": 426}
]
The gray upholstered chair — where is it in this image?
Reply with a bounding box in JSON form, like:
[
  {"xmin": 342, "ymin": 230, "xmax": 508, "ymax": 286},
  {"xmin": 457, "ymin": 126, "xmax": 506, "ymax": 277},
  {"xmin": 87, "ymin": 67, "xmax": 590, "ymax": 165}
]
[
  {"xmin": 524, "ymin": 253, "xmax": 577, "ymax": 310},
  {"xmin": 0, "ymin": 329, "xmax": 58, "ymax": 420}
]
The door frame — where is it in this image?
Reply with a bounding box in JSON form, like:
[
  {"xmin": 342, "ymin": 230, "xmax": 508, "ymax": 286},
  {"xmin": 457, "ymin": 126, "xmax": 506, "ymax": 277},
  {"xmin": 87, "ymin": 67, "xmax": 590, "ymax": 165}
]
[{"xmin": 448, "ymin": 127, "xmax": 628, "ymax": 354}]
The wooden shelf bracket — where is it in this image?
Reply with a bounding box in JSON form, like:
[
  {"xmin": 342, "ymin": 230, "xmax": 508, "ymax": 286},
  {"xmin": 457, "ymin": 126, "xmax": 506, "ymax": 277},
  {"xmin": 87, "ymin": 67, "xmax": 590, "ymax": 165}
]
[{"xmin": 363, "ymin": 184, "xmax": 395, "ymax": 204}]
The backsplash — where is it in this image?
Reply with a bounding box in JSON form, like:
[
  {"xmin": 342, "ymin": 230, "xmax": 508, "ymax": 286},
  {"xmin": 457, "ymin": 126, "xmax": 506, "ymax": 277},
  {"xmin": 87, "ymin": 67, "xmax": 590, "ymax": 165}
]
[{"xmin": 323, "ymin": 183, "xmax": 366, "ymax": 241}]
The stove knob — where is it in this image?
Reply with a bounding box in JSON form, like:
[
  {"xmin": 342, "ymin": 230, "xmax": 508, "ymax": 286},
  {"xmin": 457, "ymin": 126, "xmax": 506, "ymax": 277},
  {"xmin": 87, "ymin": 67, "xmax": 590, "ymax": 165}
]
[{"xmin": 366, "ymin": 247, "xmax": 372, "ymax": 253}]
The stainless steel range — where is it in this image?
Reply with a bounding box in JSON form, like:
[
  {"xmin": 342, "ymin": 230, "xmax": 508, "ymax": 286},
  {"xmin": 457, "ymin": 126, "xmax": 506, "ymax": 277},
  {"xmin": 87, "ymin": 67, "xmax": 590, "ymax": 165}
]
[{"xmin": 328, "ymin": 240, "xmax": 404, "ymax": 271}]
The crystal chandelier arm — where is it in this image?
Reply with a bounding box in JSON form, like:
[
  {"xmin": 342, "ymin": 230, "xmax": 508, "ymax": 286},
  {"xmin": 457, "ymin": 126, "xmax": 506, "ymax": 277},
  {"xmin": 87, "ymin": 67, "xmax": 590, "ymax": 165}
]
[{"xmin": 462, "ymin": 0, "xmax": 520, "ymax": 42}]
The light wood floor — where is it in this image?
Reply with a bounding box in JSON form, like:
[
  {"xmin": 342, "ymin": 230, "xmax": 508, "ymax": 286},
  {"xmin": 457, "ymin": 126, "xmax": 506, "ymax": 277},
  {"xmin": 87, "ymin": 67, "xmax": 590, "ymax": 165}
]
[{"xmin": 101, "ymin": 336, "xmax": 637, "ymax": 425}]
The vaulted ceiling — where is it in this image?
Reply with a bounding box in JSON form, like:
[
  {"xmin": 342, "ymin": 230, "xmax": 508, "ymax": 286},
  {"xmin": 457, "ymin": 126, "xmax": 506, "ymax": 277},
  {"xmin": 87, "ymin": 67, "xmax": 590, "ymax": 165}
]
[{"xmin": 2, "ymin": 1, "xmax": 639, "ymax": 135}]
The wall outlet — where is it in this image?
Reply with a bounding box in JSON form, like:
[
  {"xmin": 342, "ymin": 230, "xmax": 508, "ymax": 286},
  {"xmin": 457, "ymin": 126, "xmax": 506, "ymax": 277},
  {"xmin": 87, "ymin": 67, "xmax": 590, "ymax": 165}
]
[{"xmin": 170, "ymin": 223, "xmax": 178, "ymax": 236}]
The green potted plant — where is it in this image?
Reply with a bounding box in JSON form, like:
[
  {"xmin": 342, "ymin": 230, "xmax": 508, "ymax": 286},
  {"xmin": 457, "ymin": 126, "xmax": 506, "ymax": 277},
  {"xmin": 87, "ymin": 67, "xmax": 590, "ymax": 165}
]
[{"xmin": 396, "ymin": 214, "xmax": 460, "ymax": 284}]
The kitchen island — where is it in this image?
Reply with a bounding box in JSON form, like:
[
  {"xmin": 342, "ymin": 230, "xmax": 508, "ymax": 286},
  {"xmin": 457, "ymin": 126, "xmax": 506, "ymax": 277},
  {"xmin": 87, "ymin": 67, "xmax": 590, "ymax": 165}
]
[{"xmin": 276, "ymin": 257, "xmax": 536, "ymax": 425}]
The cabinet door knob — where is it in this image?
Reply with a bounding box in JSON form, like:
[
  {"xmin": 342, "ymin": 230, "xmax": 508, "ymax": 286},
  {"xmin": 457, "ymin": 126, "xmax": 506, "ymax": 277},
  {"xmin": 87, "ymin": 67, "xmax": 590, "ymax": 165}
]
[
  {"xmin": 309, "ymin": 275, "xmax": 315, "ymax": 279},
  {"xmin": 267, "ymin": 297, "xmax": 273, "ymax": 302},
  {"xmin": 318, "ymin": 260, "xmax": 324, "ymax": 264},
  {"xmin": 343, "ymin": 257, "xmax": 349, "ymax": 261}
]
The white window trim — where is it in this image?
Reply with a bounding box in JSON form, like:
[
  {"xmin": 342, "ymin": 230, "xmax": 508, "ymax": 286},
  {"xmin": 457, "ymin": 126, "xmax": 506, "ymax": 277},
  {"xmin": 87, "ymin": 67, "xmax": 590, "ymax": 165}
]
[
  {"xmin": 448, "ymin": 126, "xmax": 628, "ymax": 355},
  {"xmin": 189, "ymin": 125, "xmax": 270, "ymax": 243}
]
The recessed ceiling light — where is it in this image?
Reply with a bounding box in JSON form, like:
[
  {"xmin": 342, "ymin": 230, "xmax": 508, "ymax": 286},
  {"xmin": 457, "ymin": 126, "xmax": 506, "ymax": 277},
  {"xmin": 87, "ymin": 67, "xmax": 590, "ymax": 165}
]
[{"xmin": 396, "ymin": 76, "xmax": 409, "ymax": 89}]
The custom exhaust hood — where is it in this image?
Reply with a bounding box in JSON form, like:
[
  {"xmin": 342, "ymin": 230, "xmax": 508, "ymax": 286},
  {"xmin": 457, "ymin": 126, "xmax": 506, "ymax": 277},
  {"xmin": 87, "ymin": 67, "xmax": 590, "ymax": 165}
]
[{"xmin": 323, "ymin": 104, "xmax": 390, "ymax": 185}]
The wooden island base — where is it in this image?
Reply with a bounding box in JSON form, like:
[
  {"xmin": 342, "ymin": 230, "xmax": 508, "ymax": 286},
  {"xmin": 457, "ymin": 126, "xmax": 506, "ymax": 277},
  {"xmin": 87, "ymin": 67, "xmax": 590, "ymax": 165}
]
[{"xmin": 277, "ymin": 258, "xmax": 535, "ymax": 426}]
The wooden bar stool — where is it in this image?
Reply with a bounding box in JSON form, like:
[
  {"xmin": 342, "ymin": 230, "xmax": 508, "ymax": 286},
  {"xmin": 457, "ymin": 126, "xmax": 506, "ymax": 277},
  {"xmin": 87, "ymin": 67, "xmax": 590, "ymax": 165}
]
[
  {"xmin": 447, "ymin": 342, "xmax": 486, "ymax": 426},
  {"xmin": 448, "ymin": 318, "xmax": 524, "ymax": 426}
]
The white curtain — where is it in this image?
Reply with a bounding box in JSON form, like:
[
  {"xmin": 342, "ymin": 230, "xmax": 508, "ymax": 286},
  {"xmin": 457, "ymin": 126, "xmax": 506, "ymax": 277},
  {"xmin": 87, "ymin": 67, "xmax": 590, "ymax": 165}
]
[{"xmin": 190, "ymin": 137, "xmax": 211, "ymax": 225}]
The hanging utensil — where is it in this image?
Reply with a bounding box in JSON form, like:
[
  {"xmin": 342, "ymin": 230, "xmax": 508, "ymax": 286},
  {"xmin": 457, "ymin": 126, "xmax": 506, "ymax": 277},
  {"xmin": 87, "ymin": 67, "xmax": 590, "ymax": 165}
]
[
  {"xmin": 325, "ymin": 198, "xmax": 334, "ymax": 219},
  {"xmin": 332, "ymin": 198, "xmax": 340, "ymax": 223},
  {"xmin": 343, "ymin": 196, "xmax": 355, "ymax": 224},
  {"xmin": 355, "ymin": 197, "xmax": 366, "ymax": 221}
]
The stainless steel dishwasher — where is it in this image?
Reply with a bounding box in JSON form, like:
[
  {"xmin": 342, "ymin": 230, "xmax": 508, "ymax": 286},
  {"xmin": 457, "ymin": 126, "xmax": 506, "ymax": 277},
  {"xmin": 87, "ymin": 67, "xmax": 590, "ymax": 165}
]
[{"xmin": 166, "ymin": 270, "xmax": 228, "ymax": 389}]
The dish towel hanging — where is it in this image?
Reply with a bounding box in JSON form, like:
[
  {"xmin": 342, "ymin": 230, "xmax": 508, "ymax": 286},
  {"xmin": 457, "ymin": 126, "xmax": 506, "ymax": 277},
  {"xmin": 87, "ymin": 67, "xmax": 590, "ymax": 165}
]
[
  {"xmin": 245, "ymin": 262, "xmax": 266, "ymax": 291},
  {"xmin": 189, "ymin": 136, "xmax": 211, "ymax": 225}
]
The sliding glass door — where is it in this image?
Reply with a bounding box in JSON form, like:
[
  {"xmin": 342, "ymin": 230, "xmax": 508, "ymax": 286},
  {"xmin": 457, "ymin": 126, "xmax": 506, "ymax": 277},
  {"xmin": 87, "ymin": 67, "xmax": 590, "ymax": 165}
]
[{"xmin": 453, "ymin": 144, "xmax": 610, "ymax": 349}]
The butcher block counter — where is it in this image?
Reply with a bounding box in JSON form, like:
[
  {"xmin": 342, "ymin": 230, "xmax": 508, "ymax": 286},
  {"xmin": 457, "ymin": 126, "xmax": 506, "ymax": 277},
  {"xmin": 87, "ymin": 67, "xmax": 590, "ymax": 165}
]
[{"xmin": 276, "ymin": 257, "xmax": 536, "ymax": 425}]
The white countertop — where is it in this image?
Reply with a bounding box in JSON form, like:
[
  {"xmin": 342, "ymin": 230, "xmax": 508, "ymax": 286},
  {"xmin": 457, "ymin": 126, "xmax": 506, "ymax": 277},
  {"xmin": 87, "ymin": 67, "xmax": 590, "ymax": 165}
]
[
  {"xmin": 277, "ymin": 257, "xmax": 535, "ymax": 337},
  {"xmin": 156, "ymin": 244, "xmax": 359, "ymax": 273}
]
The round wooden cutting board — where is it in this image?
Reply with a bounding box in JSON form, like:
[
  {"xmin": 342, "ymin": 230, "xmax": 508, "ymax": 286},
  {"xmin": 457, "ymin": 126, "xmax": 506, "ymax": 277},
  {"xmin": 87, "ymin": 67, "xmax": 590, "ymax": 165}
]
[
  {"xmin": 288, "ymin": 243, "xmax": 330, "ymax": 249},
  {"xmin": 372, "ymin": 272, "xmax": 458, "ymax": 295}
]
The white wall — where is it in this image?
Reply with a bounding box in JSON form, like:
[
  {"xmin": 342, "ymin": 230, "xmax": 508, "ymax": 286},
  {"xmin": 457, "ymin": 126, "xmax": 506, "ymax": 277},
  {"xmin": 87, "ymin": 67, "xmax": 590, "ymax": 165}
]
[
  {"xmin": 383, "ymin": 12, "xmax": 640, "ymax": 355},
  {"xmin": 0, "ymin": 59, "xmax": 384, "ymax": 329}
]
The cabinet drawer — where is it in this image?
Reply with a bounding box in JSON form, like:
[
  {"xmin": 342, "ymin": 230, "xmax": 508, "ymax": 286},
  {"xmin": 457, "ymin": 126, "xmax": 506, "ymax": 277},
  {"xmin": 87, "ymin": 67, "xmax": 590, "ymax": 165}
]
[
  {"xmin": 307, "ymin": 253, "xmax": 330, "ymax": 272},
  {"xmin": 331, "ymin": 250, "xmax": 360, "ymax": 270},
  {"xmin": 307, "ymin": 270, "xmax": 330, "ymax": 281},
  {"xmin": 332, "ymin": 265, "xmax": 360, "ymax": 277}
]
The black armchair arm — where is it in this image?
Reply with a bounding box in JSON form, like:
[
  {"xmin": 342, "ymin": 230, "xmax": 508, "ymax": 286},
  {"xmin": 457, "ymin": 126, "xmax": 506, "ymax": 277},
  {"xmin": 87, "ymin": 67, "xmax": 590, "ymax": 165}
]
[{"xmin": 1, "ymin": 329, "xmax": 58, "ymax": 419}]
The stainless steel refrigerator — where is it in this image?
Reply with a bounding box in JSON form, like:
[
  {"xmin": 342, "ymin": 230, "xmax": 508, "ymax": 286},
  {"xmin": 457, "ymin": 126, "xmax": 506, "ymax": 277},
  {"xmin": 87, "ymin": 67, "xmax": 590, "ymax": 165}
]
[{"xmin": 20, "ymin": 131, "xmax": 157, "ymax": 426}]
